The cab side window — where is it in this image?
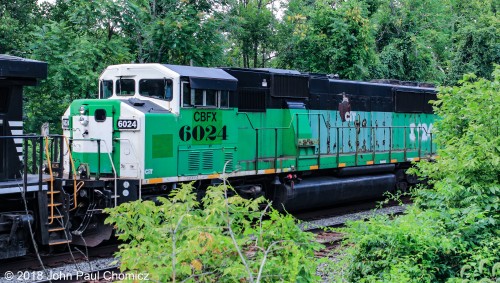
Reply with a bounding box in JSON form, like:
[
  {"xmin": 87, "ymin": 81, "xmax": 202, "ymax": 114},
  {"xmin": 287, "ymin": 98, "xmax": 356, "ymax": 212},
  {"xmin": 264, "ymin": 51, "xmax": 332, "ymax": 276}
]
[
  {"xmin": 192, "ymin": 89, "xmax": 217, "ymax": 107},
  {"xmin": 205, "ymin": 90, "xmax": 216, "ymax": 107},
  {"xmin": 182, "ymin": 82, "xmax": 192, "ymax": 107},
  {"xmin": 139, "ymin": 79, "xmax": 173, "ymax": 101},
  {"xmin": 219, "ymin": 90, "xmax": 229, "ymax": 108},
  {"xmin": 194, "ymin": 89, "xmax": 204, "ymax": 106},
  {"xmin": 181, "ymin": 83, "xmax": 230, "ymax": 108}
]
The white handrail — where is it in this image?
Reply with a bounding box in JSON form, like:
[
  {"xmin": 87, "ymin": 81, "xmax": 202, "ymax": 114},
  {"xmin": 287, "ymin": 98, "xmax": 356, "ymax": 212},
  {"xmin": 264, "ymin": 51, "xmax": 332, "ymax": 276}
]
[{"xmin": 100, "ymin": 140, "xmax": 118, "ymax": 207}]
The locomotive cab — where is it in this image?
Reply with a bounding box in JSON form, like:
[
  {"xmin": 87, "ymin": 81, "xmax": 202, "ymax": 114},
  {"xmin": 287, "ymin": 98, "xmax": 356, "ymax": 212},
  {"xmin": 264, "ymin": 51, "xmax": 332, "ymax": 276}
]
[
  {"xmin": 61, "ymin": 64, "xmax": 238, "ymax": 246},
  {"xmin": 62, "ymin": 64, "xmax": 238, "ymax": 181}
]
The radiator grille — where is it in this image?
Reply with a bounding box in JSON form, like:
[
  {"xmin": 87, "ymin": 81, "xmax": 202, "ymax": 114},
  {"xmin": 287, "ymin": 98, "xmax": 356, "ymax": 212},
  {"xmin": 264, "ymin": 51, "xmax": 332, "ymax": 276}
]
[
  {"xmin": 202, "ymin": 151, "xmax": 213, "ymax": 170},
  {"xmin": 224, "ymin": 152, "xmax": 234, "ymax": 172},
  {"xmin": 188, "ymin": 151, "xmax": 200, "ymax": 171}
]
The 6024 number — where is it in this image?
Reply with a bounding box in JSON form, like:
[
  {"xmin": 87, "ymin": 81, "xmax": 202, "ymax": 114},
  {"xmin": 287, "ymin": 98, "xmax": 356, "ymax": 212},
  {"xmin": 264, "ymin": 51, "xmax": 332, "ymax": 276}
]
[
  {"xmin": 117, "ymin": 119, "xmax": 138, "ymax": 129},
  {"xmin": 179, "ymin": 125, "xmax": 227, "ymax": 142}
]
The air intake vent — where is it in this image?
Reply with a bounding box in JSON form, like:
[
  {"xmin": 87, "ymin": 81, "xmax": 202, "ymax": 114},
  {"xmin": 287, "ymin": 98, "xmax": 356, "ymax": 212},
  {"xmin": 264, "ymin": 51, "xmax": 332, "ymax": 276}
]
[
  {"xmin": 202, "ymin": 151, "xmax": 213, "ymax": 170},
  {"xmin": 224, "ymin": 152, "xmax": 234, "ymax": 172},
  {"xmin": 188, "ymin": 151, "xmax": 200, "ymax": 171},
  {"xmin": 271, "ymin": 74, "xmax": 309, "ymax": 98},
  {"xmin": 238, "ymin": 88, "xmax": 266, "ymax": 112}
]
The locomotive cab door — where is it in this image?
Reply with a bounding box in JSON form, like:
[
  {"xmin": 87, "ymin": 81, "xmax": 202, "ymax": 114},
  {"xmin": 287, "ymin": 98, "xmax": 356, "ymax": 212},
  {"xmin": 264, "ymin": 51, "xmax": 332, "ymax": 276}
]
[
  {"xmin": 72, "ymin": 104, "xmax": 116, "ymax": 177},
  {"xmin": 90, "ymin": 105, "xmax": 115, "ymax": 175}
]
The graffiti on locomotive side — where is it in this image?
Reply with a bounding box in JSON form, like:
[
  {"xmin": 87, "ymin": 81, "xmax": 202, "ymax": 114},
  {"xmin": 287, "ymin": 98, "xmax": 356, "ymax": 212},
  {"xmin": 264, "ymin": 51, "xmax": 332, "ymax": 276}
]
[
  {"xmin": 338, "ymin": 94, "xmax": 352, "ymax": 122},
  {"xmin": 409, "ymin": 123, "xmax": 433, "ymax": 141}
]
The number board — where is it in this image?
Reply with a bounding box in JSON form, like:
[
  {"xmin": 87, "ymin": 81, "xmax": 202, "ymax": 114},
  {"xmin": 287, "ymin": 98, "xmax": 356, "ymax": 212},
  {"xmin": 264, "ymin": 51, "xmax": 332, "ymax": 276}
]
[
  {"xmin": 179, "ymin": 110, "xmax": 226, "ymax": 144},
  {"xmin": 117, "ymin": 119, "xmax": 139, "ymax": 130},
  {"xmin": 62, "ymin": 118, "xmax": 70, "ymax": 129}
]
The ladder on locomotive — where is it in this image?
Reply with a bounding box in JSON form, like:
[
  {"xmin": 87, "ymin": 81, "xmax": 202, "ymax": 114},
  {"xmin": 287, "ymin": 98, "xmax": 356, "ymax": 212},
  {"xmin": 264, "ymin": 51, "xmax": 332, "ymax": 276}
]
[{"xmin": 44, "ymin": 136, "xmax": 83, "ymax": 246}]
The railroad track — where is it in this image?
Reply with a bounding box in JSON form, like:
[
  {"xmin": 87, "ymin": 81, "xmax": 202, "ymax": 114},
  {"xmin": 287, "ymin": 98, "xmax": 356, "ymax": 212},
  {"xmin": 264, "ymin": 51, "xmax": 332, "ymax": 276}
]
[
  {"xmin": 294, "ymin": 198, "xmax": 412, "ymax": 258},
  {"xmin": 295, "ymin": 196, "xmax": 411, "ymax": 225}
]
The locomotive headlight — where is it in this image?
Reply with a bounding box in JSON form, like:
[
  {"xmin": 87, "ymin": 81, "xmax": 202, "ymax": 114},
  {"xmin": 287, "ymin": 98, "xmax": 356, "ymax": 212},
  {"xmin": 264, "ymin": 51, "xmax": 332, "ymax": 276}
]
[
  {"xmin": 79, "ymin": 116, "xmax": 89, "ymax": 126},
  {"xmin": 79, "ymin": 188, "xmax": 88, "ymax": 198},
  {"xmin": 77, "ymin": 164, "xmax": 89, "ymax": 179},
  {"xmin": 79, "ymin": 105, "xmax": 88, "ymax": 115}
]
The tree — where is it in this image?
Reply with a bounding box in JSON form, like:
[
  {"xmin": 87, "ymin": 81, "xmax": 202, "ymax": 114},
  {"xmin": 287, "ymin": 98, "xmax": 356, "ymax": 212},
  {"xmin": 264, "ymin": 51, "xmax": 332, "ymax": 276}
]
[
  {"xmin": 446, "ymin": 0, "xmax": 500, "ymax": 83},
  {"xmin": 370, "ymin": 0, "xmax": 454, "ymax": 82},
  {"xmin": 120, "ymin": 0, "xmax": 226, "ymax": 66},
  {"xmin": 225, "ymin": 0, "xmax": 278, "ymax": 68},
  {"xmin": 276, "ymin": 0, "xmax": 377, "ymax": 79},
  {"xmin": 0, "ymin": 0, "xmax": 42, "ymax": 55}
]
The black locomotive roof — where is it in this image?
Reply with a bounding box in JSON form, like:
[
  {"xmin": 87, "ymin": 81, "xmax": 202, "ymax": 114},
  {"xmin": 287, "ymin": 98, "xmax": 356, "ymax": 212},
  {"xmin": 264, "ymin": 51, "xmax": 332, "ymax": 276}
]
[
  {"xmin": 329, "ymin": 79, "xmax": 435, "ymax": 92},
  {"xmin": 0, "ymin": 54, "xmax": 47, "ymax": 81},
  {"xmin": 310, "ymin": 77, "xmax": 435, "ymax": 97},
  {"xmin": 252, "ymin": 68, "xmax": 303, "ymax": 75},
  {"xmin": 163, "ymin": 64, "xmax": 237, "ymax": 91},
  {"xmin": 224, "ymin": 67, "xmax": 305, "ymax": 76}
]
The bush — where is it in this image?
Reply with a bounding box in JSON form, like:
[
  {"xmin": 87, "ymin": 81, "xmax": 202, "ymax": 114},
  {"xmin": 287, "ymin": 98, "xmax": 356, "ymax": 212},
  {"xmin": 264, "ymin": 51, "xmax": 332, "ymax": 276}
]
[
  {"xmin": 105, "ymin": 182, "xmax": 324, "ymax": 282},
  {"xmin": 338, "ymin": 66, "xmax": 500, "ymax": 282}
]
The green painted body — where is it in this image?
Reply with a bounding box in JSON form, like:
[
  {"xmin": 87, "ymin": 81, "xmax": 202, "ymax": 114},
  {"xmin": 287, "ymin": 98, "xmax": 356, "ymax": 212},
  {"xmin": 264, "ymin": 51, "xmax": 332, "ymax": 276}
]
[
  {"xmin": 69, "ymin": 99, "xmax": 121, "ymax": 176},
  {"xmin": 67, "ymin": 99, "xmax": 436, "ymax": 180},
  {"xmin": 144, "ymin": 113, "xmax": 178, "ymax": 178}
]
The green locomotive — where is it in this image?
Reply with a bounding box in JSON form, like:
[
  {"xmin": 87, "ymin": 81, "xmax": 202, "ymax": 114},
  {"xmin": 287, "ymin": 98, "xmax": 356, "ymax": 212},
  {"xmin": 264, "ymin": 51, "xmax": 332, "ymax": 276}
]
[{"xmin": 59, "ymin": 63, "xmax": 436, "ymax": 245}]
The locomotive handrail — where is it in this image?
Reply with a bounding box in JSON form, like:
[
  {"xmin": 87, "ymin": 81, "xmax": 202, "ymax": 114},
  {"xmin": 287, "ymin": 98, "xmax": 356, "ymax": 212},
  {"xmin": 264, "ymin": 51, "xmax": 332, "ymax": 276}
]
[
  {"xmin": 238, "ymin": 112, "xmax": 434, "ymax": 173},
  {"xmin": 178, "ymin": 146, "xmax": 237, "ymax": 151},
  {"xmin": 43, "ymin": 136, "xmax": 55, "ymax": 224},
  {"xmin": 236, "ymin": 112, "xmax": 256, "ymax": 129},
  {"xmin": 236, "ymin": 112, "xmax": 297, "ymax": 130},
  {"xmin": 238, "ymin": 112, "xmax": 297, "ymax": 172},
  {"xmin": 294, "ymin": 113, "xmax": 433, "ymax": 163},
  {"xmin": 1, "ymin": 135, "xmax": 60, "ymax": 195},
  {"xmin": 69, "ymin": 138, "xmax": 118, "ymax": 206},
  {"xmin": 63, "ymin": 135, "xmax": 79, "ymax": 210},
  {"xmin": 1, "ymin": 135, "xmax": 39, "ymax": 174},
  {"xmin": 100, "ymin": 140, "xmax": 118, "ymax": 207}
]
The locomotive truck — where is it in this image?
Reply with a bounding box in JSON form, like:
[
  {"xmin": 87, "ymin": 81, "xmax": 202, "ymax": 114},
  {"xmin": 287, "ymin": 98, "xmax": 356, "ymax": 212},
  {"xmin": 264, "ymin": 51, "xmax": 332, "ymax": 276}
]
[{"xmin": 1, "ymin": 60, "xmax": 436, "ymax": 259}]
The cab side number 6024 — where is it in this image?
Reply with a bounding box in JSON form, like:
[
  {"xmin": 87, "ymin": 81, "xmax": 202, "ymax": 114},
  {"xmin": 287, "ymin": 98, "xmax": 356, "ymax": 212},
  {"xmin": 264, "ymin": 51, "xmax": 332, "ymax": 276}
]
[{"xmin": 117, "ymin": 119, "xmax": 138, "ymax": 129}]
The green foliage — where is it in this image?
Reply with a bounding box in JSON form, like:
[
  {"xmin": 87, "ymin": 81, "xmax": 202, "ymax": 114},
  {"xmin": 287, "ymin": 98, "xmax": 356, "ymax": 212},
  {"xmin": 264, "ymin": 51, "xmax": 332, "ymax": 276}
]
[
  {"xmin": 338, "ymin": 67, "xmax": 500, "ymax": 282},
  {"xmin": 447, "ymin": 14, "xmax": 500, "ymax": 84},
  {"xmin": 343, "ymin": 208, "xmax": 462, "ymax": 282},
  {"xmin": 369, "ymin": 0, "xmax": 453, "ymax": 82},
  {"xmin": 105, "ymin": 183, "xmax": 323, "ymax": 282},
  {"xmin": 123, "ymin": 0, "xmax": 226, "ymax": 65},
  {"xmin": 226, "ymin": 0, "xmax": 277, "ymax": 68},
  {"xmin": 277, "ymin": 0, "xmax": 377, "ymax": 79},
  {"xmin": 0, "ymin": 0, "xmax": 44, "ymax": 55}
]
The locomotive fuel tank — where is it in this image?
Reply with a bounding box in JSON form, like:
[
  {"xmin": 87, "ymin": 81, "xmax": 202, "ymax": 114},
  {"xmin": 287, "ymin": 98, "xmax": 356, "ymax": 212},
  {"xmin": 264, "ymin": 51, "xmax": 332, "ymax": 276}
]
[{"xmin": 274, "ymin": 173, "xmax": 396, "ymax": 212}]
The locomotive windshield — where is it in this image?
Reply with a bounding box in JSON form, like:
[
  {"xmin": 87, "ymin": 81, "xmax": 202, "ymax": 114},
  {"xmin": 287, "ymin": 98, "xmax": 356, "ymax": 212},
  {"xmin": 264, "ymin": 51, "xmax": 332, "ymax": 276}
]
[
  {"xmin": 99, "ymin": 80, "xmax": 113, "ymax": 99},
  {"xmin": 116, "ymin": 79, "xmax": 135, "ymax": 96},
  {"xmin": 139, "ymin": 79, "xmax": 173, "ymax": 101}
]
